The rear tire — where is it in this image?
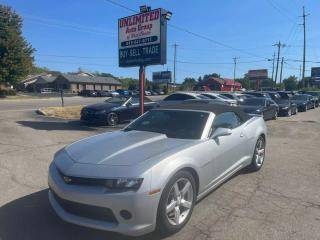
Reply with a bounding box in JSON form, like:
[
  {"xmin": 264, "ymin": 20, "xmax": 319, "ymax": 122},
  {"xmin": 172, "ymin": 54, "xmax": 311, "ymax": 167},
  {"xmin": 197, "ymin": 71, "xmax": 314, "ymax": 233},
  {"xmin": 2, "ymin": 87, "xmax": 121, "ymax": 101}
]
[
  {"xmin": 272, "ymin": 110, "xmax": 278, "ymax": 120},
  {"xmin": 157, "ymin": 171, "xmax": 196, "ymax": 237},
  {"xmin": 287, "ymin": 109, "xmax": 292, "ymax": 117},
  {"xmin": 248, "ymin": 136, "xmax": 266, "ymax": 172}
]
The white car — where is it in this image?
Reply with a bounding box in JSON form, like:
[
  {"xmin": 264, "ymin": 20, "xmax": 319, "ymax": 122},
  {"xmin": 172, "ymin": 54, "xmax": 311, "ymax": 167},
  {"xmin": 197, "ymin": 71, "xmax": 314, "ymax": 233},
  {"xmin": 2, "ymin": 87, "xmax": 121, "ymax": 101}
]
[
  {"xmin": 200, "ymin": 92, "xmax": 238, "ymax": 106},
  {"xmin": 48, "ymin": 103, "xmax": 267, "ymax": 236}
]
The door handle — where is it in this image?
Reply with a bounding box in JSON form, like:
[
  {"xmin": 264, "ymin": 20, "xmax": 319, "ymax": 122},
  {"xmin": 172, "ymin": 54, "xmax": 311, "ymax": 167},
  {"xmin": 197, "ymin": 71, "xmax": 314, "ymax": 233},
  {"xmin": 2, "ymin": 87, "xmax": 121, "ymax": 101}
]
[{"xmin": 240, "ymin": 132, "xmax": 244, "ymax": 137}]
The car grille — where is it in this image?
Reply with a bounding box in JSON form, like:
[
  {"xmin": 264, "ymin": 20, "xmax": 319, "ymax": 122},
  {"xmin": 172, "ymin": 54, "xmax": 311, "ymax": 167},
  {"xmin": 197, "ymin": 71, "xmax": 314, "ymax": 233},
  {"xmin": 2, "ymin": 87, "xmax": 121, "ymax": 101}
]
[
  {"xmin": 58, "ymin": 169, "xmax": 110, "ymax": 187},
  {"xmin": 51, "ymin": 191, "xmax": 118, "ymax": 224}
]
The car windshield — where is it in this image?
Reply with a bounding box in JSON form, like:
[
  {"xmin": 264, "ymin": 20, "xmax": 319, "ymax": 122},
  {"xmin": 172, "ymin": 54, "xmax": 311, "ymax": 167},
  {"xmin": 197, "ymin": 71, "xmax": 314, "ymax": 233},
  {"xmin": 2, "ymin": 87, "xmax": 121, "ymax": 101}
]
[
  {"xmin": 197, "ymin": 95, "xmax": 210, "ymax": 99},
  {"xmin": 218, "ymin": 94, "xmax": 230, "ymax": 100},
  {"xmin": 240, "ymin": 98, "xmax": 265, "ymax": 106},
  {"xmin": 105, "ymin": 96, "xmax": 129, "ymax": 104},
  {"xmin": 124, "ymin": 109, "xmax": 209, "ymax": 139},
  {"xmin": 292, "ymin": 95, "xmax": 308, "ymax": 100}
]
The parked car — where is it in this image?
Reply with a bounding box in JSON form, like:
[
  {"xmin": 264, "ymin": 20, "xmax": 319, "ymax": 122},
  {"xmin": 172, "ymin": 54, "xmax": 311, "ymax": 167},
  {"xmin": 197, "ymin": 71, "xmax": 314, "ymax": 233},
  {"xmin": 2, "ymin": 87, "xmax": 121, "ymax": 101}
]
[
  {"xmin": 291, "ymin": 94, "xmax": 315, "ymax": 112},
  {"xmin": 40, "ymin": 88, "xmax": 55, "ymax": 94},
  {"xmin": 239, "ymin": 98, "xmax": 278, "ymax": 120},
  {"xmin": 110, "ymin": 91, "xmax": 120, "ymax": 97},
  {"xmin": 219, "ymin": 92, "xmax": 249, "ymax": 103},
  {"xmin": 78, "ymin": 90, "xmax": 97, "ymax": 97},
  {"xmin": 299, "ymin": 91, "xmax": 320, "ymax": 106},
  {"xmin": 96, "ymin": 90, "xmax": 111, "ymax": 97},
  {"xmin": 244, "ymin": 92, "xmax": 272, "ymax": 99},
  {"xmin": 200, "ymin": 92, "xmax": 237, "ymax": 106},
  {"xmin": 274, "ymin": 98, "xmax": 298, "ymax": 116},
  {"xmin": 116, "ymin": 89, "xmax": 129, "ymax": 96},
  {"xmin": 277, "ymin": 91, "xmax": 294, "ymax": 100},
  {"xmin": 154, "ymin": 89, "xmax": 165, "ymax": 95},
  {"xmin": 49, "ymin": 103, "xmax": 267, "ymax": 236},
  {"xmin": 144, "ymin": 90, "xmax": 152, "ymax": 96},
  {"xmin": 81, "ymin": 96, "xmax": 158, "ymax": 126},
  {"xmin": 302, "ymin": 92, "xmax": 319, "ymax": 107},
  {"xmin": 161, "ymin": 92, "xmax": 215, "ymax": 105}
]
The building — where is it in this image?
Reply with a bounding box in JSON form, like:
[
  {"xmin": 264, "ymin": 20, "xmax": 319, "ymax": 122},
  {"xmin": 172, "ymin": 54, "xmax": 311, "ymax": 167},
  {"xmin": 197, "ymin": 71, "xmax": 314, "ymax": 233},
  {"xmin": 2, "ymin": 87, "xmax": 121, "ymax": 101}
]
[
  {"xmin": 54, "ymin": 74, "xmax": 122, "ymax": 93},
  {"xmin": 19, "ymin": 72, "xmax": 122, "ymax": 93},
  {"xmin": 194, "ymin": 77, "xmax": 242, "ymax": 91},
  {"xmin": 245, "ymin": 69, "xmax": 268, "ymax": 89}
]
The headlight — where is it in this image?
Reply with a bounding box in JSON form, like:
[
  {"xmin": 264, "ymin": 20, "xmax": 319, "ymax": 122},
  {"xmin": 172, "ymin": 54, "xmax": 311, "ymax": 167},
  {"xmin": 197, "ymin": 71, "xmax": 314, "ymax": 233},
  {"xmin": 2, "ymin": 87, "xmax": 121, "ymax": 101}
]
[
  {"xmin": 282, "ymin": 106, "xmax": 289, "ymax": 110},
  {"xmin": 104, "ymin": 178, "xmax": 143, "ymax": 191},
  {"xmin": 255, "ymin": 109, "xmax": 261, "ymax": 112}
]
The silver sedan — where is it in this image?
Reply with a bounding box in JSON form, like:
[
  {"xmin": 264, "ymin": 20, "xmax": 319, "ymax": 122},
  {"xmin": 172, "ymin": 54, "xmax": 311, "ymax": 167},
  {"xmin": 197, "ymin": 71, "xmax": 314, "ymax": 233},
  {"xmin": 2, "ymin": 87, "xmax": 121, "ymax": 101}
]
[{"xmin": 48, "ymin": 103, "xmax": 267, "ymax": 236}]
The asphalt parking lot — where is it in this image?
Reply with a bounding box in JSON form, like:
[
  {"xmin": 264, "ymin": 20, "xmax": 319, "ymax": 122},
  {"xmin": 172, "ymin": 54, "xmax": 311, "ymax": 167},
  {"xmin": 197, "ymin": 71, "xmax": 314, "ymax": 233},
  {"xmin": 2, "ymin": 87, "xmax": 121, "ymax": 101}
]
[{"xmin": 0, "ymin": 98, "xmax": 320, "ymax": 240}]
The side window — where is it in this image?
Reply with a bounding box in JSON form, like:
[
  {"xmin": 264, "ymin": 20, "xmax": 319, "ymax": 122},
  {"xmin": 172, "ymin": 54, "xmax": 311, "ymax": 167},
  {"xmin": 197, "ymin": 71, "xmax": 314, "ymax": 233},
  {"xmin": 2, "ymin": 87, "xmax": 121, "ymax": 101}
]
[{"xmin": 212, "ymin": 112, "xmax": 242, "ymax": 131}]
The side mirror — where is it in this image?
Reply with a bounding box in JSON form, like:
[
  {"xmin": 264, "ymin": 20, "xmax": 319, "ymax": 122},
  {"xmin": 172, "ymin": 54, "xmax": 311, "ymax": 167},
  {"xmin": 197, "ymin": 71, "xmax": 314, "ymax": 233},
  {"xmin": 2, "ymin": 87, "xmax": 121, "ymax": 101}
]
[
  {"xmin": 266, "ymin": 101, "xmax": 270, "ymax": 107},
  {"xmin": 211, "ymin": 127, "xmax": 232, "ymax": 139}
]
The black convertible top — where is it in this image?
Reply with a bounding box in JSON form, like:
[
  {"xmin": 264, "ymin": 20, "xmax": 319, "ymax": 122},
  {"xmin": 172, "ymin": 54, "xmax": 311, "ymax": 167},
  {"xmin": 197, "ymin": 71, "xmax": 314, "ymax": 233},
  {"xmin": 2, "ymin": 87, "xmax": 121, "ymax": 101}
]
[{"xmin": 158, "ymin": 102, "xmax": 251, "ymax": 122}]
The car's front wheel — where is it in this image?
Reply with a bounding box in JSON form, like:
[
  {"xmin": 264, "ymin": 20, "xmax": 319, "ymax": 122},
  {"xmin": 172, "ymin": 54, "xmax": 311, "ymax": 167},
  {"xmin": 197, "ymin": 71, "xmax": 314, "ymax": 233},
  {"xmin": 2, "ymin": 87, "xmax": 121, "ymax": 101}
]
[
  {"xmin": 106, "ymin": 112, "xmax": 119, "ymax": 126},
  {"xmin": 157, "ymin": 170, "xmax": 196, "ymax": 236}
]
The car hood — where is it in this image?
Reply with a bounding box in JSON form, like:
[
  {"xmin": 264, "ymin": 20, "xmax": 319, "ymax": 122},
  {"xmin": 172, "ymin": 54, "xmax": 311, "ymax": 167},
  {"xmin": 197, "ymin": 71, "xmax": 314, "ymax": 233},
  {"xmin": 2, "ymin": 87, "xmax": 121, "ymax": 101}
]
[
  {"xmin": 83, "ymin": 102, "xmax": 121, "ymax": 111},
  {"xmin": 239, "ymin": 105, "xmax": 263, "ymax": 113},
  {"xmin": 291, "ymin": 100, "xmax": 306, "ymax": 105},
  {"xmin": 64, "ymin": 130, "xmax": 194, "ymax": 166}
]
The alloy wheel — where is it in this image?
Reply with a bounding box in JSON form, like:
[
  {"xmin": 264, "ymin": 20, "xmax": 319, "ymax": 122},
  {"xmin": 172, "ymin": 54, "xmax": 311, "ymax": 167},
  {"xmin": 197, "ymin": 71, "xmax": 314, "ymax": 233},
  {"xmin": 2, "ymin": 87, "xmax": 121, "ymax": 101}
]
[
  {"xmin": 107, "ymin": 112, "xmax": 118, "ymax": 126},
  {"xmin": 254, "ymin": 138, "xmax": 265, "ymax": 167},
  {"xmin": 287, "ymin": 109, "xmax": 291, "ymax": 116},
  {"xmin": 166, "ymin": 178, "xmax": 194, "ymax": 226}
]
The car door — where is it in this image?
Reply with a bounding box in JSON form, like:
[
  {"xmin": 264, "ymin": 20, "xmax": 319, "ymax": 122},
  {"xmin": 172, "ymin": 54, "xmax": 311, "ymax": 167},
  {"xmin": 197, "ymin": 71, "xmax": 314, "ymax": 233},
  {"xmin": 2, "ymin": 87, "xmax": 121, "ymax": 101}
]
[
  {"xmin": 264, "ymin": 99, "xmax": 274, "ymax": 119},
  {"xmin": 203, "ymin": 112, "xmax": 247, "ymax": 188}
]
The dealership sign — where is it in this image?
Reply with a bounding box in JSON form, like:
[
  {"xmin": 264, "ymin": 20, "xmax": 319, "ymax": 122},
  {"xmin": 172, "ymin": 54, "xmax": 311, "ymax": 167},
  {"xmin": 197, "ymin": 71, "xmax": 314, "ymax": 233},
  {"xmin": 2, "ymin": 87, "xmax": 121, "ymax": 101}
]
[
  {"xmin": 152, "ymin": 71, "xmax": 172, "ymax": 84},
  {"xmin": 311, "ymin": 67, "xmax": 320, "ymax": 80},
  {"xmin": 118, "ymin": 8, "xmax": 167, "ymax": 67}
]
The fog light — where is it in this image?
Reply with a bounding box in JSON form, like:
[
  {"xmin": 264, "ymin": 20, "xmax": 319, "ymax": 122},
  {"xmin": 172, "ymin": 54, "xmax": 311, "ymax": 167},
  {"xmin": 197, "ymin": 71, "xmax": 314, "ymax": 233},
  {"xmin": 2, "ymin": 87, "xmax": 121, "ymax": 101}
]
[{"xmin": 120, "ymin": 210, "xmax": 132, "ymax": 220}]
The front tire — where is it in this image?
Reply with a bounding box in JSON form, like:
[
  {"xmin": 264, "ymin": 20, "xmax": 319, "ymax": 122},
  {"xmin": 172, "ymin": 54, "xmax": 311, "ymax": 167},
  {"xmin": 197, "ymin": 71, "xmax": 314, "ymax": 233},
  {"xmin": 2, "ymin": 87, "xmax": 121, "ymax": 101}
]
[
  {"xmin": 106, "ymin": 112, "xmax": 119, "ymax": 126},
  {"xmin": 157, "ymin": 171, "xmax": 196, "ymax": 236},
  {"xmin": 248, "ymin": 136, "xmax": 266, "ymax": 172}
]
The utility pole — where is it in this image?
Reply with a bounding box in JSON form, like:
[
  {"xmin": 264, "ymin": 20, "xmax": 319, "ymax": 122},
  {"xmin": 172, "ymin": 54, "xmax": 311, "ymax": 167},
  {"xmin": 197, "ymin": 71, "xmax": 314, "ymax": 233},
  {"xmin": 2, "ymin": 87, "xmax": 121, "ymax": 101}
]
[
  {"xmin": 279, "ymin": 57, "xmax": 284, "ymax": 85},
  {"xmin": 273, "ymin": 41, "xmax": 286, "ymax": 86},
  {"xmin": 299, "ymin": 65, "xmax": 302, "ymax": 80},
  {"xmin": 271, "ymin": 52, "xmax": 275, "ymax": 83},
  {"xmin": 232, "ymin": 57, "xmax": 238, "ymax": 92},
  {"xmin": 173, "ymin": 43, "xmax": 178, "ymax": 92},
  {"xmin": 300, "ymin": 6, "xmax": 309, "ymax": 88}
]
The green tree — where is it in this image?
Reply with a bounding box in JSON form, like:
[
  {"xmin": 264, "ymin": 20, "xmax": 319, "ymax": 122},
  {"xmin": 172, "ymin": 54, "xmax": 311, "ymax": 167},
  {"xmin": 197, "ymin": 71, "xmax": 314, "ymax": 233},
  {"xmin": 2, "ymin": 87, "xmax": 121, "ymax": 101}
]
[
  {"xmin": 283, "ymin": 75, "xmax": 298, "ymax": 91},
  {"xmin": 0, "ymin": 5, "xmax": 34, "ymax": 86},
  {"xmin": 201, "ymin": 73, "xmax": 220, "ymax": 82},
  {"xmin": 180, "ymin": 77, "xmax": 197, "ymax": 90}
]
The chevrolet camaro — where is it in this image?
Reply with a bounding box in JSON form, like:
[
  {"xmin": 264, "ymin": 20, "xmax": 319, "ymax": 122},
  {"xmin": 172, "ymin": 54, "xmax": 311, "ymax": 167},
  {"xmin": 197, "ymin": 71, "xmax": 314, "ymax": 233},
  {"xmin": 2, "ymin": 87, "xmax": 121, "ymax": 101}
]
[{"xmin": 48, "ymin": 103, "xmax": 267, "ymax": 236}]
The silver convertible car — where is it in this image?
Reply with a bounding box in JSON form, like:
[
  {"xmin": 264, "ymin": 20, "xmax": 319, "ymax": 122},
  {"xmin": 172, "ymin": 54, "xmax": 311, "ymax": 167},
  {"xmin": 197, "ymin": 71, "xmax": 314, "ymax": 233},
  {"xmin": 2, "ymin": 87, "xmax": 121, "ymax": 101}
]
[{"xmin": 48, "ymin": 103, "xmax": 267, "ymax": 236}]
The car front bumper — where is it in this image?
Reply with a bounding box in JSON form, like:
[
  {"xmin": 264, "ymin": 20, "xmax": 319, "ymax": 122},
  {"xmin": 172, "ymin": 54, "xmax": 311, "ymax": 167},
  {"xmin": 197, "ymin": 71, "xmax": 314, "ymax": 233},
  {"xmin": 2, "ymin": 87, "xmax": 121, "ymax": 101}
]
[{"xmin": 48, "ymin": 164, "xmax": 160, "ymax": 236}]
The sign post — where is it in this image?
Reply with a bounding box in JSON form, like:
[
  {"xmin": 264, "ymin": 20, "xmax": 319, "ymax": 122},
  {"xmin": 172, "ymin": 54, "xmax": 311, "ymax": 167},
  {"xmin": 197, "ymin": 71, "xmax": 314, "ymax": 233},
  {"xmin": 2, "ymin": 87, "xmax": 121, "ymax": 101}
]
[
  {"xmin": 139, "ymin": 65, "xmax": 145, "ymax": 115},
  {"xmin": 118, "ymin": 6, "xmax": 171, "ymax": 115}
]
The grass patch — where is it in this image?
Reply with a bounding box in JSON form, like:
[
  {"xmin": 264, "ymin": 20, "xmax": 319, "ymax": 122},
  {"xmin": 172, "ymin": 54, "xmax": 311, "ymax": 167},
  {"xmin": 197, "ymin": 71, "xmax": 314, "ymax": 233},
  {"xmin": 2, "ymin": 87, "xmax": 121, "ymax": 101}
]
[{"xmin": 39, "ymin": 105, "xmax": 83, "ymax": 120}]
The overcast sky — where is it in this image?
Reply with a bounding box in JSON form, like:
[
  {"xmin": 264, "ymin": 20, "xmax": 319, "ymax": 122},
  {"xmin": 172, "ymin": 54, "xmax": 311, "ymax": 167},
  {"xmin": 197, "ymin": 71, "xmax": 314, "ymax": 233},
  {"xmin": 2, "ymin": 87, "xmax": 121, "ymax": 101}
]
[{"xmin": 3, "ymin": 0, "xmax": 320, "ymax": 82}]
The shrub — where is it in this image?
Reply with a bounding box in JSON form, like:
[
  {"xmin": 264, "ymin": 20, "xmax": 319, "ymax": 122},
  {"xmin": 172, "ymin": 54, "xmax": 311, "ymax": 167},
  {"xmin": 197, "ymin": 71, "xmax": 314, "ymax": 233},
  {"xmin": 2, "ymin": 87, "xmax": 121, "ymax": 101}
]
[{"xmin": 0, "ymin": 89, "xmax": 16, "ymax": 97}]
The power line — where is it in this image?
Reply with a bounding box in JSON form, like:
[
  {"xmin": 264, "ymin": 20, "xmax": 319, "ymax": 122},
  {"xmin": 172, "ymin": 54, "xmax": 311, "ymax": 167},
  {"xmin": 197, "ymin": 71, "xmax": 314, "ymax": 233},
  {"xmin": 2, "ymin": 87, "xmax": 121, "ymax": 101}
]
[{"xmin": 265, "ymin": 0, "xmax": 296, "ymax": 22}]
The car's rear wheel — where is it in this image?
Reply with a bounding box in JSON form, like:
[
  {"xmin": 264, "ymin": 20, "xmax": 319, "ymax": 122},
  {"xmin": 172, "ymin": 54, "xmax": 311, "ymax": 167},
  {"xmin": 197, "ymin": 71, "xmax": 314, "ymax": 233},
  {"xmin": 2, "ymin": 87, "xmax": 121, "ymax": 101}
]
[
  {"xmin": 106, "ymin": 112, "xmax": 119, "ymax": 126},
  {"xmin": 248, "ymin": 136, "xmax": 265, "ymax": 171},
  {"xmin": 287, "ymin": 108, "xmax": 292, "ymax": 117},
  {"xmin": 272, "ymin": 110, "xmax": 278, "ymax": 120},
  {"xmin": 157, "ymin": 171, "xmax": 196, "ymax": 236}
]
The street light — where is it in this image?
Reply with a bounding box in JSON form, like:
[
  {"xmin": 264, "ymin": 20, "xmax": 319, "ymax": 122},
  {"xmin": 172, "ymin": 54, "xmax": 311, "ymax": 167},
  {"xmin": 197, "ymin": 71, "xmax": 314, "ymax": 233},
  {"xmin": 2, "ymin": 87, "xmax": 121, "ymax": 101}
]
[{"xmin": 163, "ymin": 11, "xmax": 172, "ymax": 20}]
